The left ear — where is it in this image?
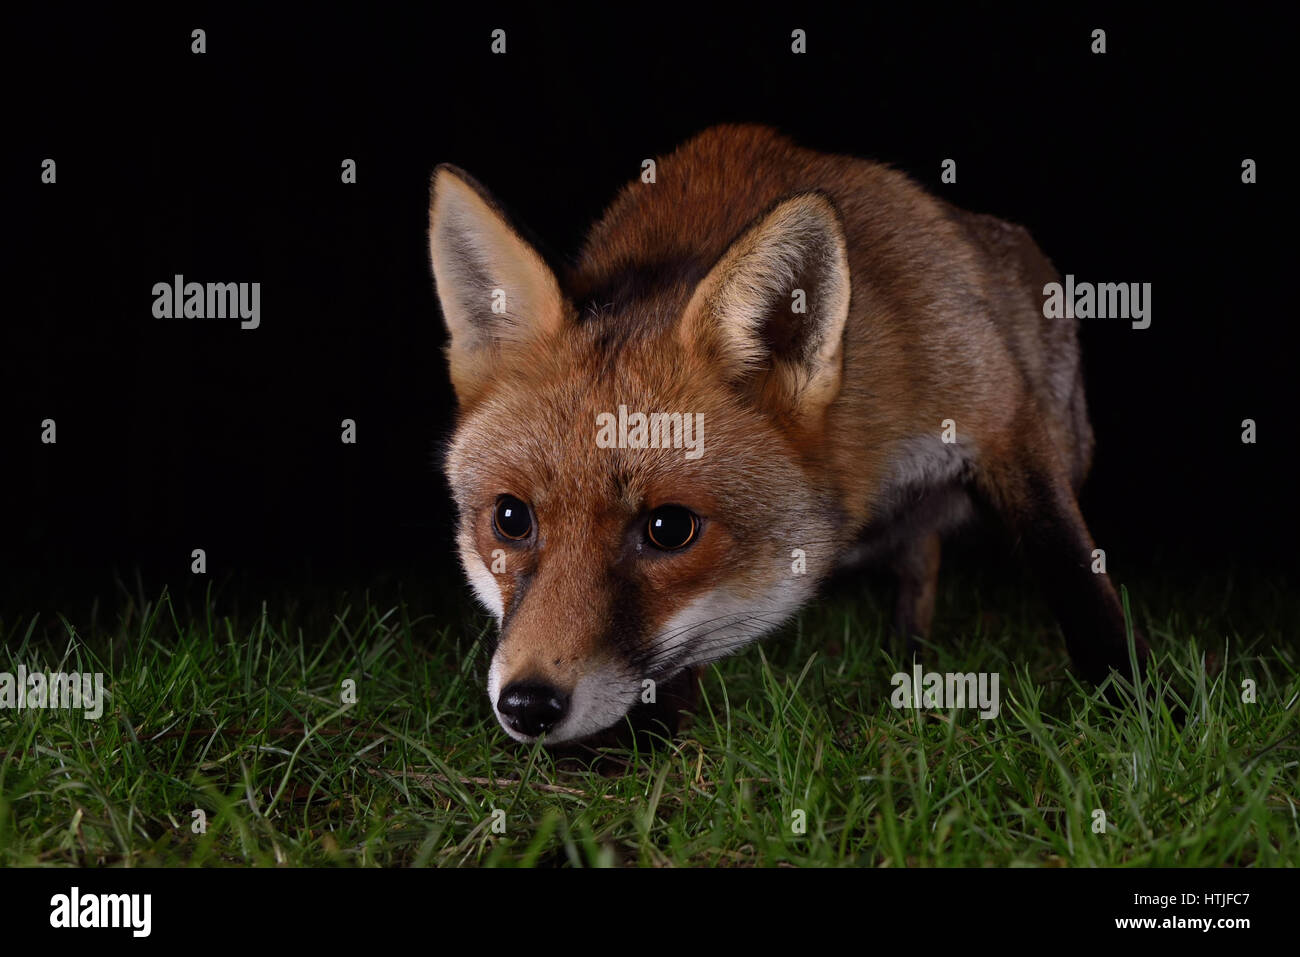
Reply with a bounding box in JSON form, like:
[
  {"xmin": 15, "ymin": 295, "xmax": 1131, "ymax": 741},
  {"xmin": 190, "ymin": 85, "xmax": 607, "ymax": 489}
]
[
  {"xmin": 679, "ymin": 192, "xmax": 851, "ymax": 421},
  {"xmin": 428, "ymin": 164, "xmax": 568, "ymax": 408}
]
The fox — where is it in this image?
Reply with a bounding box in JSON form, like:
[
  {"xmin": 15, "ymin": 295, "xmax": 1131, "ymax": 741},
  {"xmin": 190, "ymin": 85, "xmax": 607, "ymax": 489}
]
[{"xmin": 427, "ymin": 124, "xmax": 1150, "ymax": 746}]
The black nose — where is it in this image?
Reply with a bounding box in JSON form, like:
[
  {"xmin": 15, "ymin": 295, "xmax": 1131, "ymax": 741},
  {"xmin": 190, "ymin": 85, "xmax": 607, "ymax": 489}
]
[{"xmin": 497, "ymin": 682, "xmax": 569, "ymax": 737}]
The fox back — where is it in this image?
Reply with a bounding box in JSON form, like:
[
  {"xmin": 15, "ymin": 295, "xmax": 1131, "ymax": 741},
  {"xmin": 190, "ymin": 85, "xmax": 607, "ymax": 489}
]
[{"xmin": 429, "ymin": 124, "xmax": 1143, "ymax": 745}]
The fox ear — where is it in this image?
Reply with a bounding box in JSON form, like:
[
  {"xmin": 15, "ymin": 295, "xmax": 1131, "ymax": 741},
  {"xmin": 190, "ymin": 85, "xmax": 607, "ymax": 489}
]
[
  {"xmin": 428, "ymin": 164, "xmax": 567, "ymax": 405},
  {"xmin": 680, "ymin": 192, "xmax": 850, "ymax": 421}
]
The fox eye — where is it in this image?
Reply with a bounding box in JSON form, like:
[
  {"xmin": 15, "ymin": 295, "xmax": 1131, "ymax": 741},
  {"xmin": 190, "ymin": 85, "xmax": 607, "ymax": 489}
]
[
  {"xmin": 493, "ymin": 495, "xmax": 533, "ymax": 541},
  {"xmin": 647, "ymin": 505, "xmax": 698, "ymax": 551}
]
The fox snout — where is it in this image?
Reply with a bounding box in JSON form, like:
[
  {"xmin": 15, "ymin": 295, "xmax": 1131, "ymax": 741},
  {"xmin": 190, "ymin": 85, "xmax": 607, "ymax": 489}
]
[
  {"xmin": 495, "ymin": 680, "xmax": 568, "ymax": 738},
  {"xmin": 486, "ymin": 646, "xmax": 646, "ymax": 744}
]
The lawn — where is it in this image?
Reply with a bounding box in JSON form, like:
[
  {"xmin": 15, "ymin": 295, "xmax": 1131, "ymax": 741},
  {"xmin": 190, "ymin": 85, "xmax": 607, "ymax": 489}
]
[{"xmin": 1, "ymin": 565, "xmax": 1296, "ymax": 867}]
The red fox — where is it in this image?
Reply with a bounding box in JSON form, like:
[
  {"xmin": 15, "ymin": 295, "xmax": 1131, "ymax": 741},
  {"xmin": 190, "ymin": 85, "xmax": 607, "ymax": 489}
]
[{"xmin": 428, "ymin": 124, "xmax": 1149, "ymax": 744}]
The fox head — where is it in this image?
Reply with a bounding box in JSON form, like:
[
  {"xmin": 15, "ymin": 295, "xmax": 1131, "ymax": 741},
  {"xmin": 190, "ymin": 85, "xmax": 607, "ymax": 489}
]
[{"xmin": 428, "ymin": 163, "xmax": 852, "ymax": 744}]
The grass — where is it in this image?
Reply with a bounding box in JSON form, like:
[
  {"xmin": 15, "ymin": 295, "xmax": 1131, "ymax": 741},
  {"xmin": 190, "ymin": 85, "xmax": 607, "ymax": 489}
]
[{"xmin": 0, "ymin": 566, "xmax": 1296, "ymax": 867}]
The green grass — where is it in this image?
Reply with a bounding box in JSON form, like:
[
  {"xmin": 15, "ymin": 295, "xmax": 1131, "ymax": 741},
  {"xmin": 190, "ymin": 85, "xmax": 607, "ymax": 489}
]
[{"xmin": 1, "ymin": 569, "xmax": 1296, "ymax": 867}]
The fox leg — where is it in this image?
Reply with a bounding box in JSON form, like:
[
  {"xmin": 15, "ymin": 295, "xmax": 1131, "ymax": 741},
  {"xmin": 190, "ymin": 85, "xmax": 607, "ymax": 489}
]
[
  {"xmin": 975, "ymin": 440, "xmax": 1149, "ymax": 684},
  {"xmin": 892, "ymin": 531, "xmax": 942, "ymax": 658}
]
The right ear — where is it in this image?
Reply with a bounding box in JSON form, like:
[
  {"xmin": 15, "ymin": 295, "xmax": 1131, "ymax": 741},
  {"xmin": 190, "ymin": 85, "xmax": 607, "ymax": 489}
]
[{"xmin": 428, "ymin": 164, "xmax": 567, "ymax": 406}]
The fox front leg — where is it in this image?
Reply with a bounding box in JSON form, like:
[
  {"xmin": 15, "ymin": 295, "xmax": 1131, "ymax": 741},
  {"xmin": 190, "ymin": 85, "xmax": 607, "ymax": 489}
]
[
  {"xmin": 891, "ymin": 531, "xmax": 942, "ymax": 661},
  {"xmin": 976, "ymin": 450, "xmax": 1150, "ymax": 685}
]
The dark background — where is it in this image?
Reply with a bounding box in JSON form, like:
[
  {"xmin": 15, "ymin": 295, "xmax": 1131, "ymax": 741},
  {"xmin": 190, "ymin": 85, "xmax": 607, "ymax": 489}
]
[{"xmin": 3, "ymin": 5, "xmax": 1294, "ymax": 616}]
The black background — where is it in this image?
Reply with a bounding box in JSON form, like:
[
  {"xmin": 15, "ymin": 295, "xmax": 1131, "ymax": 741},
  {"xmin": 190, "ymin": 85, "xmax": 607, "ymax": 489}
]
[{"xmin": 3, "ymin": 5, "xmax": 1294, "ymax": 615}]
